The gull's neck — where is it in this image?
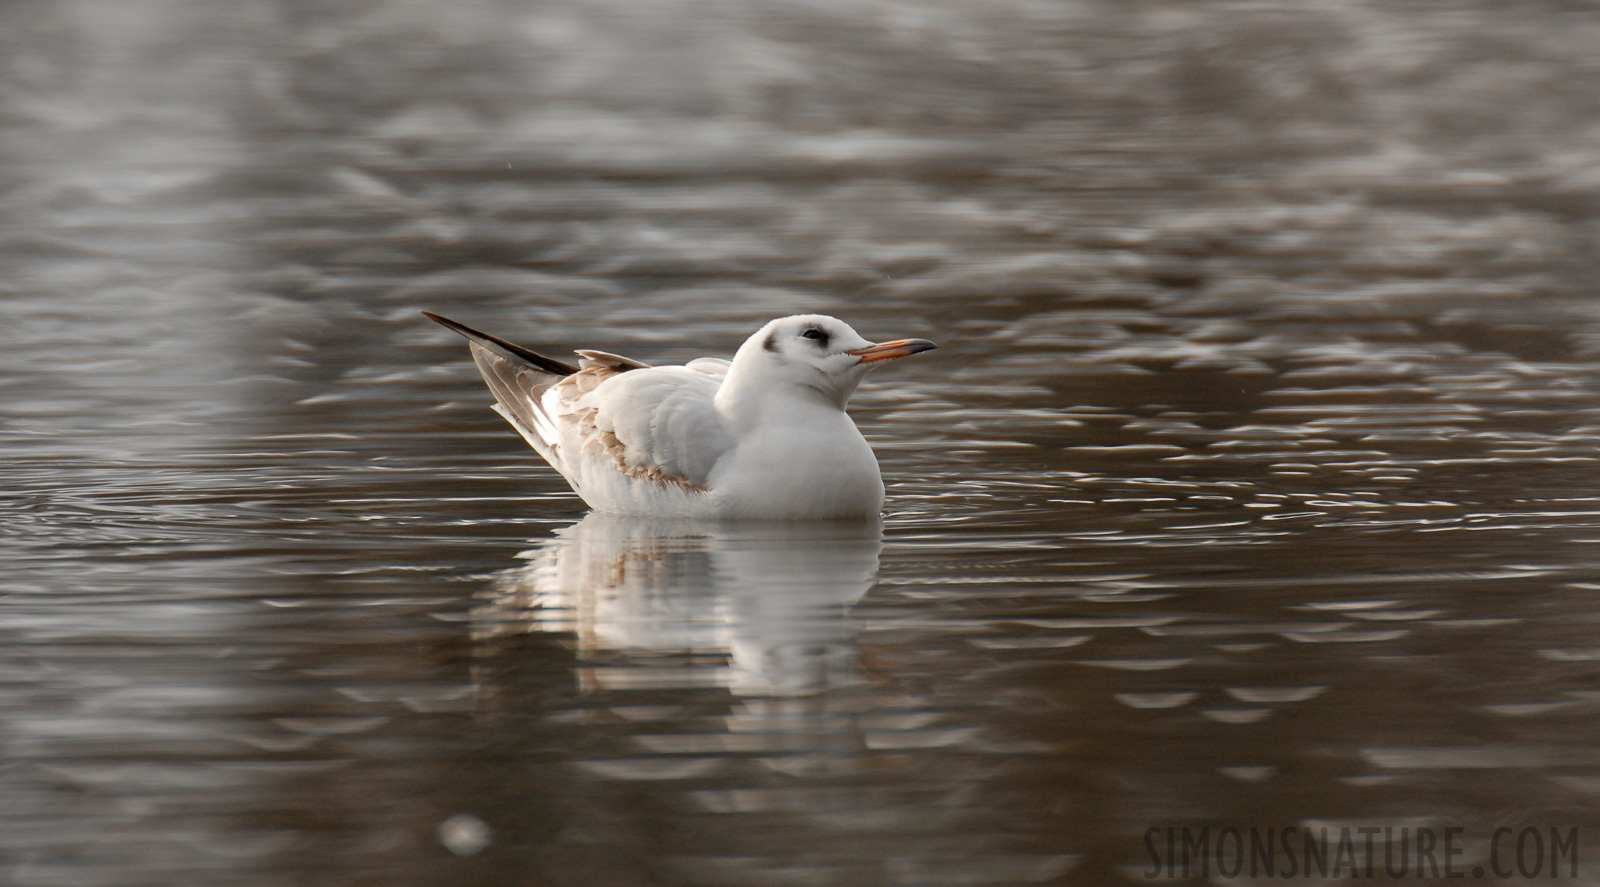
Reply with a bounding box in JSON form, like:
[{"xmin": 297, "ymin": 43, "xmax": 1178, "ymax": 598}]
[{"xmin": 715, "ymin": 352, "xmax": 854, "ymax": 429}]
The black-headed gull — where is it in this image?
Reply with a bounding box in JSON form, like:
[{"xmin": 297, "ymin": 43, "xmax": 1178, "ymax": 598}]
[{"xmin": 424, "ymin": 312, "xmax": 935, "ymax": 519}]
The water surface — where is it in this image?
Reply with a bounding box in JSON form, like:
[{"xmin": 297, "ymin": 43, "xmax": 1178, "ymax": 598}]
[{"xmin": 4, "ymin": 1, "xmax": 1600, "ymax": 884}]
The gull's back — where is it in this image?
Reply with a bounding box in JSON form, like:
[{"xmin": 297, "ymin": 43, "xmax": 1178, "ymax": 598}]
[{"xmin": 469, "ymin": 342, "xmax": 733, "ymax": 517}]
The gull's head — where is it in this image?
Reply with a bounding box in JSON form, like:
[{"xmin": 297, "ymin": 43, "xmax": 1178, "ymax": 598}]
[{"xmin": 727, "ymin": 314, "xmax": 937, "ymax": 409}]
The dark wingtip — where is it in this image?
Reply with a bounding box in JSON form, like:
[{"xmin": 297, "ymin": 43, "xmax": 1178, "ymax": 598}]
[{"xmin": 422, "ymin": 310, "xmax": 580, "ymax": 376}]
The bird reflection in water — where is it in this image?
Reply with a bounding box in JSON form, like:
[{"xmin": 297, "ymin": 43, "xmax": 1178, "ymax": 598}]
[{"xmin": 473, "ymin": 515, "xmax": 883, "ymax": 699}]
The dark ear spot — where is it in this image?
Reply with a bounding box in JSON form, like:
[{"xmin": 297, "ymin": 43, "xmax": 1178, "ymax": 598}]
[{"xmin": 763, "ymin": 330, "xmax": 780, "ymax": 353}]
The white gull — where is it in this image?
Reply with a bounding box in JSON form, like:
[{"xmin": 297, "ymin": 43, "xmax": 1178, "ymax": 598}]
[{"xmin": 423, "ymin": 312, "xmax": 936, "ymax": 519}]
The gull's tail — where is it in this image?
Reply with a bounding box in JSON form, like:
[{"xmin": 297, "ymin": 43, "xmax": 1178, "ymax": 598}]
[
  {"xmin": 422, "ymin": 311, "xmax": 577, "ymax": 481},
  {"xmin": 422, "ymin": 311, "xmax": 580, "ymax": 376}
]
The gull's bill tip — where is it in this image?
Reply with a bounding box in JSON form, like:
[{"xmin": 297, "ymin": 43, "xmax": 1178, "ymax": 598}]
[{"xmin": 847, "ymin": 338, "xmax": 938, "ymax": 364}]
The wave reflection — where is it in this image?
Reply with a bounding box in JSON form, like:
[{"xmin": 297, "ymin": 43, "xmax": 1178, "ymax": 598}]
[{"xmin": 475, "ymin": 514, "xmax": 882, "ymax": 697}]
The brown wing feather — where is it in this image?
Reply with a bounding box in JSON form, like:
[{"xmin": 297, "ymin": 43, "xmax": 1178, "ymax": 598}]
[
  {"xmin": 427, "ymin": 310, "xmax": 712, "ymax": 495},
  {"xmin": 552, "ymin": 371, "xmax": 710, "ymax": 492}
]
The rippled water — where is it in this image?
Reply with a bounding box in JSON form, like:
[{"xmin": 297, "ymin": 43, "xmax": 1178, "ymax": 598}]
[{"xmin": 5, "ymin": 1, "xmax": 1600, "ymax": 884}]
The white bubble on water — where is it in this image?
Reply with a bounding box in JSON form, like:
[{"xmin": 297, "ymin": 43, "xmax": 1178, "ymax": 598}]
[{"xmin": 437, "ymin": 813, "xmax": 493, "ymax": 857}]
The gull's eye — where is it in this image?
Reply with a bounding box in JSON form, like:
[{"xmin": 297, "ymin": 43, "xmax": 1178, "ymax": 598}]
[{"xmin": 800, "ymin": 328, "xmax": 829, "ymax": 345}]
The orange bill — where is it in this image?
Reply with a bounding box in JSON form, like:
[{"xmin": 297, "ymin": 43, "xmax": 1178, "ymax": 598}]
[{"xmin": 847, "ymin": 338, "xmax": 938, "ymax": 363}]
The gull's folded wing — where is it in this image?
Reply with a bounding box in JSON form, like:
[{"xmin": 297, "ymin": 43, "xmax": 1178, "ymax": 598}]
[{"xmin": 426, "ymin": 312, "xmax": 732, "ymax": 495}]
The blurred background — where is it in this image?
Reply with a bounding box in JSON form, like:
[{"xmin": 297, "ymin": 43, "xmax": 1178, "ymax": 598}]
[{"xmin": 4, "ymin": 0, "xmax": 1600, "ymax": 884}]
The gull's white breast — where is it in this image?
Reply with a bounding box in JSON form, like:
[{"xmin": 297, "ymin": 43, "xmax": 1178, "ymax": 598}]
[{"xmin": 706, "ymin": 403, "xmax": 884, "ymax": 519}]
